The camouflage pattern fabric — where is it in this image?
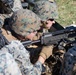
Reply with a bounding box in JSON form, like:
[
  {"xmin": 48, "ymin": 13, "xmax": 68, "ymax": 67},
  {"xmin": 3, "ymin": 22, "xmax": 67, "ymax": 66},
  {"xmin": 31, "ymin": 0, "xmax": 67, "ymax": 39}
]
[
  {"xmin": 1, "ymin": 40, "xmax": 42, "ymax": 75},
  {"xmin": 0, "ymin": 14, "xmax": 4, "ymax": 28},
  {"xmin": 0, "ymin": 50, "xmax": 22, "ymax": 75},
  {"xmin": 0, "ymin": 0, "xmax": 14, "ymax": 8},
  {"xmin": 33, "ymin": 1, "xmax": 58, "ymax": 21},
  {"xmin": 0, "ymin": 0, "xmax": 22, "ymax": 28},
  {"xmin": 12, "ymin": 0, "xmax": 22, "ymax": 11},
  {"xmin": 35, "ymin": 0, "xmax": 55, "ymax": 2},
  {"xmin": 10, "ymin": 9, "xmax": 42, "ymax": 37},
  {"xmin": 0, "ymin": 0, "xmax": 22, "ymax": 12},
  {"xmin": 60, "ymin": 46, "xmax": 76, "ymax": 75}
]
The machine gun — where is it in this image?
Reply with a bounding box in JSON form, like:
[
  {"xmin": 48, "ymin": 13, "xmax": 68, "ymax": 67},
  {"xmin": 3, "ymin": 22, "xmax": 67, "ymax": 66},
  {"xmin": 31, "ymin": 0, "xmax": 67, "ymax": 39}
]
[
  {"xmin": 1, "ymin": 25, "xmax": 76, "ymax": 54},
  {"xmin": 22, "ymin": 26, "xmax": 76, "ymax": 49}
]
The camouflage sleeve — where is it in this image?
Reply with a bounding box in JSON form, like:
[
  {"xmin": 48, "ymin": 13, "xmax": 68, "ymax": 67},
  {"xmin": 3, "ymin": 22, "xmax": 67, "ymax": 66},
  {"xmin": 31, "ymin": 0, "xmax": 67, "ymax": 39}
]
[
  {"xmin": 12, "ymin": 0, "xmax": 23, "ymax": 11},
  {"xmin": 0, "ymin": 14, "xmax": 4, "ymax": 28},
  {"xmin": 0, "ymin": 51, "xmax": 22, "ymax": 75},
  {"xmin": 61, "ymin": 46, "xmax": 76, "ymax": 75},
  {"xmin": 1, "ymin": 40, "xmax": 42, "ymax": 75}
]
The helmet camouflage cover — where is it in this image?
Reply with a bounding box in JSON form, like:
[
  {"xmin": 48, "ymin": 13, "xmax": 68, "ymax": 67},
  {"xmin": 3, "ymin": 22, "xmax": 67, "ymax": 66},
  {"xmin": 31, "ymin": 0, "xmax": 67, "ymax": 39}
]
[
  {"xmin": 10, "ymin": 9, "xmax": 41, "ymax": 37},
  {"xmin": 33, "ymin": 1, "xmax": 58, "ymax": 21}
]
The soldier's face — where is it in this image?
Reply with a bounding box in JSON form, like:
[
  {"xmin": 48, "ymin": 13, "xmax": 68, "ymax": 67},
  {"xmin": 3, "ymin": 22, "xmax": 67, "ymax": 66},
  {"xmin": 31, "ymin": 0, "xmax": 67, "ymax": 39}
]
[{"xmin": 25, "ymin": 31, "xmax": 37, "ymax": 40}]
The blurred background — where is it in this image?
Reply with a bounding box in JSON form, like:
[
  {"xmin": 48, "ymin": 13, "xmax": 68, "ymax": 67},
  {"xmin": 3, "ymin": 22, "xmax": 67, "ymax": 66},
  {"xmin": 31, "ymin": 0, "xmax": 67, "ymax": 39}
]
[{"xmin": 55, "ymin": 0, "xmax": 76, "ymax": 27}]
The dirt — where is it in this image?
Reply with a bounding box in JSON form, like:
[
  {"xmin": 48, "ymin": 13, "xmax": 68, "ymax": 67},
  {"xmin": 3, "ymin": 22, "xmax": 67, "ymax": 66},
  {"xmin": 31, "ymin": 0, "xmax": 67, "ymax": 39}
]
[{"xmin": 1, "ymin": 28, "xmax": 17, "ymax": 42}]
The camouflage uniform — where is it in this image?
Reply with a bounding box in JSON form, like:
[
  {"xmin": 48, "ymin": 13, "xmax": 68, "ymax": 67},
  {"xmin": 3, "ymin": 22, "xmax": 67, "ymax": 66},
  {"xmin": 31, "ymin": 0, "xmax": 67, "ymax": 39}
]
[
  {"xmin": 10, "ymin": 1, "xmax": 58, "ymax": 36},
  {"xmin": 12, "ymin": 0, "xmax": 22, "ymax": 11},
  {"xmin": 60, "ymin": 46, "xmax": 76, "ymax": 75},
  {"xmin": 9, "ymin": 3, "xmax": 58, "ymax": 74},
  {"xmin": 33, "ymin": 0, "xmax": 58, "ymax": 21},
  {"xmin": 0, "ymin": 0, "xmax": 22, "ymax": 28},
  {"xmin": 0, "ymin": 0, "xmax": 22, "ymax": 12},
  {"xmin": 32, "ymin": 0, "xmax": 59, "ymax": 32},
  {"xmin": 1, "ymin": 40, "xmax": 42, "ymax": 75},
  {"xmin": 0, "ymin": 50, "xmax": 22, "ymax": 75},
  {"xmin": 10, "ymin": 8, "xmax": 42, "ymax": 37}
]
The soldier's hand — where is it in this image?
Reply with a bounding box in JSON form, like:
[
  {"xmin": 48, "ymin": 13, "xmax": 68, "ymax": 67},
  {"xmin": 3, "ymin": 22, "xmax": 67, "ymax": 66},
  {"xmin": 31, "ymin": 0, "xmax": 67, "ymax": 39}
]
[
  {"xmin": 41, "ymin": 20, "xmax": 55, "ymax": 29},
  {"xmin": 40, "ymin": 45, "xmax": 54, "ymax": 60}
]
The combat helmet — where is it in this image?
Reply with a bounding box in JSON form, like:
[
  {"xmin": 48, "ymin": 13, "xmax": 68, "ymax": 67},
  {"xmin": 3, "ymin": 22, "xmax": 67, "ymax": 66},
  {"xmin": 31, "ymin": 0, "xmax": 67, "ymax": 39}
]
[
  {"xmin": 10, "ymin": 9, "xmax": 42, "ymax": 37},
  {"xmin": 33, "ymin": 1, "xmax": 58, "ymax": 21}
]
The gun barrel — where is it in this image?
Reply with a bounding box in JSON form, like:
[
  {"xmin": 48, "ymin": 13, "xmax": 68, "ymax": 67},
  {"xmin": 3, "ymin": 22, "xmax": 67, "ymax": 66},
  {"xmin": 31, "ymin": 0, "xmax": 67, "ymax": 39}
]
[{"xmin": 22, "ymin": 40, "xmax": 40, "ymax": 46}]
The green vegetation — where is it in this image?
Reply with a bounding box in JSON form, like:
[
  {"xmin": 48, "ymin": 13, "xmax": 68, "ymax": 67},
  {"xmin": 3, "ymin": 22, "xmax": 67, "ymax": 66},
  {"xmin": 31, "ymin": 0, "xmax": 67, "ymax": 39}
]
[{"xmin": 56, "ymin": 0, "xmax": 76, "ymax": 27}]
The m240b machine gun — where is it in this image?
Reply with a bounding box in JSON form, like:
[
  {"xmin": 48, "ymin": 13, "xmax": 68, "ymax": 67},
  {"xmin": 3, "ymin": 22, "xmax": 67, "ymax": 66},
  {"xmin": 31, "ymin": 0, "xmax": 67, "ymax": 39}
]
[{"xmin": 22, "ymin": 26, "xmax": 76, "ymax": 48}]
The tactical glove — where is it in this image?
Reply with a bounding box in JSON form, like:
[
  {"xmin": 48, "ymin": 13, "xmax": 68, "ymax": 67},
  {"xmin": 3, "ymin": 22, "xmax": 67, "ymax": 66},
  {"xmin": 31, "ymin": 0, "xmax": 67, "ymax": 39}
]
[{"xmin": 40, "ymin": 45, "xmax": 54, "ymax": 60}]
